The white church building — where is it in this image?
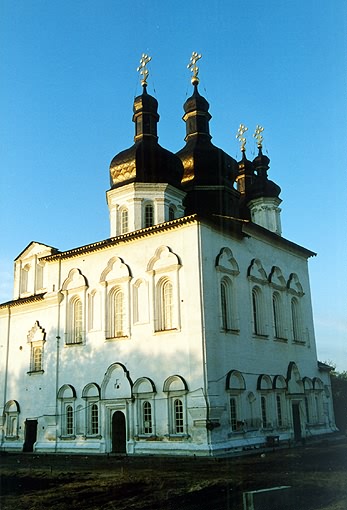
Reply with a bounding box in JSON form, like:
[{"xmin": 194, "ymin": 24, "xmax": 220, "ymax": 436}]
[{"xmin": 0, "ymin": 55, "xmax": 336, "ymax": 456}]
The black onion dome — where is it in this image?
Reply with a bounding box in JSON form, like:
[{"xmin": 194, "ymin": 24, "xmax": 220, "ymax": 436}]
[
  {"xmin": 176, "ymin": 84, "xmax": 238, "ymax": 186},
  {"xmin": 110, "ymin": 85, "xmax": 184, "ymax": 189},
  {"xmin": 248, "ymin": 148, "xmax": 281, "ymax": 200}
]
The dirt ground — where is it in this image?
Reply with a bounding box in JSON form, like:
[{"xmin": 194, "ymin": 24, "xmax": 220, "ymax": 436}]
[{"xmin": 1, "ymin": 438, "xmax": 347, "ymax": 510}]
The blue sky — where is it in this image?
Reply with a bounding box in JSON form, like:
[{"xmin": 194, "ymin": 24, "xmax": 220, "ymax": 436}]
[{"xmin": 0, "ymin": 1, "xmax": 346, "ymax": 369}]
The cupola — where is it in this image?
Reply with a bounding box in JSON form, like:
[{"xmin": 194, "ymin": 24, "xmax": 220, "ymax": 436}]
[
  {"xmin": 245, "ymin": 126, "xmax": 282, "ymax": 235},
  {"xmin": 176, "ymin": 52, "xmax": 239, "ymax": 218},
  {"xmin": 107, "ymin": 55, "xmax": 186, "ymax": 237}
]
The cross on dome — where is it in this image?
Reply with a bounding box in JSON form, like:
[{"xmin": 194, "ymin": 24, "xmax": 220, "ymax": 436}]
[
  {"xmin": 137, "ymin": 53, "xmax": 152, "ymax": 86},
  {"xmin": 236, "ymin": 124, "xmax": 248, "ymax": 152},
  {"xmin": 187, "ymin": 51, "xmax": 202, "ymax": 85},
  {"xmin": 253, "ymin": 125, "xmax": 264, "ymax": 148}
]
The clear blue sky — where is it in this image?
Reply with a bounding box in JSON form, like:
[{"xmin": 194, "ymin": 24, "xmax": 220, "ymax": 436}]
[{"xmin": 0, "ymin": 1, "xmax": 346, "ymax": 369}]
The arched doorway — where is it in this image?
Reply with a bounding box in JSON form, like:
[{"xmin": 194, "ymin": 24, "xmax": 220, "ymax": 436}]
[
  {"xmin": 112, "ymin": 411, "xmax": 126, "ymax": 453},
  {"xmin": 23, "ymin": 419, "xmax": 38, "ymax": 452}
]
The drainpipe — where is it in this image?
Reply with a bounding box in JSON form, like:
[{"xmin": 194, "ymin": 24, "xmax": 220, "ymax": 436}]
[
  {"xmin": 196, "ymin": 222, "xmax": 212, "ymax": 455},
  {"xmin": 55, "ymin": 258, "xmax": 62, "ymax": 453},
  {"xmin": 0, "ymin": 305, "xmax": 11, "ymax": 449}
]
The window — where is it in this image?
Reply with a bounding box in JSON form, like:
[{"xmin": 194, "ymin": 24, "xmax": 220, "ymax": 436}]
[
  {"xmin": 66, "ymin": 405, "xmax": 74, "ymax": 435},
  {"xmin": 114, "ymin": 289, "xmax": 124, "ymax": 336},
  {"xmin": 27, "ymin": 321, "xmax": 46, "ymax": 374},
  {"xmin": 144, "ymin": 203, "xmax": 154, "ymax": 228},
  {"xmin": 230, "ymin": 397, "xmax": 238, "ymax": 431},
  {"xmin": 121, "ymin": 208, "xmax": 128, "ymax": 234},
  {"xmin": 90, "ymin": 404, "xmax": 99, "ymax": 435},
  {"xmin": 72, "ymin": 298, "xmax": 83, "ymax": 343},
  {"xmin": 305, "ymin": 396, "xmax": 310, "ymax": 423},
  {"xmin": 163, "ymin": 375, "xmax": 187, "ymax": 436},
  {"xmin": 36, "ymin": 262, "xmax": 44, "ymax": 290},
  {"xmin": 143, "ymin": 401, "xmax": 153, "ymax": 434},
  {"xmin": 174, "ymin": 399, "xmax": 184, "ymax": 433},
  {"xmin": 157, "ymin": 279, "xmax": 174, "ymax": 331},
  {"xmin": 4, "ymin": 401, "xmax": 20, "ymax": 439},
  {"xmin": 291, "ymin": 298, "xmax": 300, "ymax": 341},
  {"xmin": 252, "ymin": 286, "xmax": 264, "ymax": 335},
  {"xmin": 272, "ymin": 293, "xmax": 280, "ymax": 338},
  {"xmin": 276, "ymin": 394, "xmax": 283, "ymax": 427},
  {"xmin": 261, "ymin": 396, "xmax": 267, "ymax": 427},
  {"xmin": 88, "ymin": 291, "xmax": 96, "ymax": 330},
  {"xmin": 221, "ymin": 280, "xmax": 229, "ymax": 330},
  {"xmin": 32, "ymin": 346, "xmax": 42, "ymax": 372},
  {"xmin": 21, "ymin": 264, "xmax": 29, "ymax": 294}
]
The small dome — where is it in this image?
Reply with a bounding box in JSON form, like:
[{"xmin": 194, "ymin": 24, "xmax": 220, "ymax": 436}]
[
  {"xmin": 249, "ymin": 148, "xmax": 281, "ymax": 200},
  {"xmin": 109, "ymin": 86, "xmax": 184, "ymax": 189}
]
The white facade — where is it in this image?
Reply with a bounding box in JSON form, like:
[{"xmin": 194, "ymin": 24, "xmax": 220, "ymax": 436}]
[{"xmin": 0, "ymin": 80, "xmax": 337, "ymax": 456}]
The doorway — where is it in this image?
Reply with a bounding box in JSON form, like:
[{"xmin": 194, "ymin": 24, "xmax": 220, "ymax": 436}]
[
  {"xmin": 112, "ymin": 411, "xmax": 126, "ymax": 453},
  {"xmin": 292, "ymin": 403, "xmax": 302, "ymax": 442},
  {"xmin": 23, "ymin": 419, "xmax": 38, "ymax": 452}
]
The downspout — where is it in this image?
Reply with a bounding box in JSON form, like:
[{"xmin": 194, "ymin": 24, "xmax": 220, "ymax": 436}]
[
  {"xmin": 1, "ymin": 305, "xmax": 11, "ymax": 449},
  {"xmin": 55, "ymin": 258, "xmax": 62, "ymax": 453},
  {"xmin": 196, "ymin": 222, "xmax": 212, "ymax": 454}
]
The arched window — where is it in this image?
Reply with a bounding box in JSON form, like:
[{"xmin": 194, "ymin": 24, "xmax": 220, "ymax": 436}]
[
  {"xmin": 272, "ymin": 292, "xmax": 285, "ymax": 339},
  {"xmin": 276, "ymin": 394, "xmax": 283, "ymax": 427},
  {"xmin": 260, "ymin": 396, "xmax": 268, "ymax": 427},
  {"xmin": 144, "ymin": 203, "xmax": 154, "ymax": 228},
  {"xmin": 107, "ymin": 287, "xmax": 125, "ymax": 338},
  {"xmin": 159, "ymin": 280, "xmax": 174, "ymax": 331},
  {"xmin": 72, "ymin": 298, "xmax": 83, "ymax": 344},
  {"xmin": 113, "ymin": 289, "xmax": 124, "ymax": 337},
  {"xmin": 66, "ymin": 405, "xmax": 74, "ymax": 436},
  {"xmin": 143, "ymin": 401, "xmax": 152, "ymax": 434},
  {"xmin": 252, "ymin": 286, "xmax": 264, "ymax": 335},
  {"xmin": 174, "ymin": 399, "xmax": 184, "ymax": 433},
  {"xmin": 121, "ymin": 208, "xmax": 128, "ymax": 234},
  {"xmin": 221, "ymin": 279, "xmax": 229, "ymax": 330},
  {"xmin": 291, "ymin": 297, "xmax": 300, "ymax": 341},
  {"xmin": 91, "ymin": 403, "xmax": 99, "ymax": 435}
]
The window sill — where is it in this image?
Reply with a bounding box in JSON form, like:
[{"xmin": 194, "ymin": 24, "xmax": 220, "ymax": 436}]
[
  {"xmin": 105, "ymin": 335, "xmax": 129, "ymax": 341},
  {"xmin": 293, "ymin": 339, "xmax": 306, "ymax": 345},
  {"xmin": 5, "ymin": 435, "xmax": 19, "ymax": 441},
  {"xmin": 60, "ymin": 435, "xmax": 76, "ymax": 440},
  {"xmin": 27, "ymin": 370, "xmax": 44, "ymax": 375},
  {"xmin": 165, "ymin": 434, "xmax": 190, "ymax": 441},
  {"xmin": 65, "ymin": 341, "xmax": 83, "ymax": 347},
  {"xmin": 221, "ymin": 328, "xmax": 240, "ymax": 334},
  {"xmin": 134, "ymin": 435, "xmax": 157, "ymax": 441},
  {"xmin": 253, "ymin": 334, "xmax": 269, "ymax": 340},
  {"xmin": 154, "ymin": 328, "xmax": 178, "ymax": 335},
  {"xmin": 274, "ymin": 336, "xmax": 287, "ymax": 343},
  {"xmin": 84, "ymin": 434, "xmax": 102, "ymax": 439}
]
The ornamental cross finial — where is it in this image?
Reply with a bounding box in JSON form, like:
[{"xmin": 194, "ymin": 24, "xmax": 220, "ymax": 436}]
[
  {"xmin": 253, "ymin": 125, "xmax": 264, "ymax": 148},
  {"xmin": 137, "ymin": 53, "xmax": 152, "ymax": 86},
  {"xmin": 187, "ymin": 51, "xmax": 202, "ymax": 85},
  {"xmin": 236, "ymin": 124, "xmax": 248, "ymax": 151}
]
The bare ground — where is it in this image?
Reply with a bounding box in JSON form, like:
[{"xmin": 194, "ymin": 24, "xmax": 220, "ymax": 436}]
[{"xmin": 1, "ymin": 438, "xmax": 347, "ymax": 510}]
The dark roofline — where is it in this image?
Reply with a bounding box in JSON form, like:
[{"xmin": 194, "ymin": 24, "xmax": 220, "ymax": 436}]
[
  {"xmin": 318, "ymin": 361, "xmax": 334, "ymax": 372},
  {"xmin": 0, "ymin": 293, "xmax": 46, "ymax": 310},
  {"xmin": 43, "ymin": 215, "xmax": 199, "ymax": 261},
  {"xmin": 14, "ymin": 241, "xmax": 59, "ymax": 261}
]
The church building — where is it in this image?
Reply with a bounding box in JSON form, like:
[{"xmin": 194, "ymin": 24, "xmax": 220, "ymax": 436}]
[{"xmin": 0, "ymin": 54, "xmax": 337, "ymax": 456}]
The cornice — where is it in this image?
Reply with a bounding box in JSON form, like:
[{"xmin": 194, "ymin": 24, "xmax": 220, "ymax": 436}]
[{"xmin": 0, "ymin": 293, "xmax": 46, "ymax": 310}]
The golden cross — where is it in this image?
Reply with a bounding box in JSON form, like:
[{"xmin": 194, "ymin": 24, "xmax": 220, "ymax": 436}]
[
  {"xmin": 137, "ymin": 53, "xmax": 152, "ymax": 86},
  {"xmin": 253, "ymin": 125, "xmax": 264, "ymax": 148},
  {"xmin": 187, "ymin": 51, "xmax": 202, "ymax": 84},
  {"xmin": 236, "ymin": 124, "xmax": 248, "ymax": 151}
]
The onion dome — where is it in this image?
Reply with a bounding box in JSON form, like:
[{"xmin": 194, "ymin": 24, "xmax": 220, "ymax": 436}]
[
  {"xmin": 176, "ymin": 83, "xmax": 238, "ymax": 188},
  {"xmin": 109, "ymin": 84, "xmax": 184, "ymax": 189},
  {"xmin": 248, "ymin": 147, "xmax": 281, "ymax": 200},
  {"xmin": 236, "ymin": 149, "xmax": 255, "ymax": 196}
]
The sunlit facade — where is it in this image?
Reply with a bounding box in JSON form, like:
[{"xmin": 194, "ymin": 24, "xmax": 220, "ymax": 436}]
[{"xmin": 0, "ymin": 62, "xmax": 337, "ymax": 455}]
